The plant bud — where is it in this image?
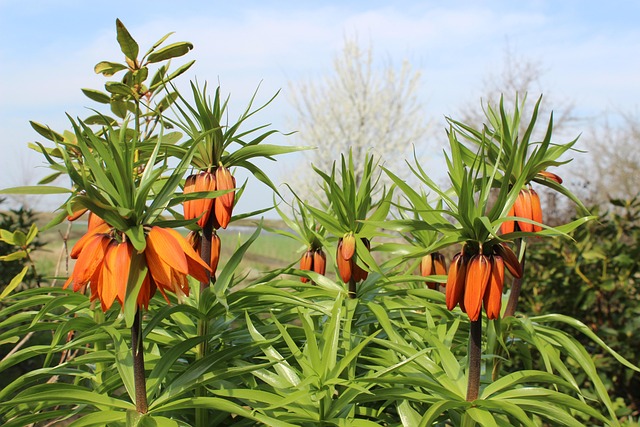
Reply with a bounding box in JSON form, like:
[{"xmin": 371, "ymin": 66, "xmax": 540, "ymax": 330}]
[
  {"xmin": 537, "ymin": 170, "xmax": 563, "ymax": 184},
  {"xmin": 341, "ymin": 233, "xmax": 356, "ymax": 260}
]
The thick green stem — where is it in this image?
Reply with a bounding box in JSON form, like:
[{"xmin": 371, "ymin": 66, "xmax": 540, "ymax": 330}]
[
  {"xmin": 131, "ymin": 309, "xmax": 148, "ymax": 414},
  {"xmin": 466, "ymin": 318, "xmax": 482, "ymax": 402},
  {"xmin": 504, "ymin": 239, "xmax": 526, "ymax": 317}
]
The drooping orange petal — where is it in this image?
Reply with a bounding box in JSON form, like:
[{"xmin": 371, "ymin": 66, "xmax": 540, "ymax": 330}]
[
  {"xmin": 514, "ymin": 189, "xmax": 534, "ymax": 233},
  {"xmin": 163, "ymin": 227, "xmax": 211, "ymax": 283},
  {"xmin": 300, "ymin": 249, "xmax": 313, "ymax": 283},
  {"xmin": 494, "ymin": 243, "xmax": 523, "ymax": 278},
  {"xmin": 88, "ymin": 212, "xmax": 107, "ymax": 231},
  {"xmin": 67, "ymin": 207, "xmax": 88, "ymax": 222},
  {"xmin": 112, "ymin": 242, "xmax": 133, "ymax": 305},
  {"xmin": 136, "ymin": 273, "xmax": 154, "ymax": 310},
  {"xmin": 500, "ymin": 204, "xmax": 516, "ymax": 234},
  {"xmin": 147, "ymin": 227, "xmax": 190, "ymax": 275},
  {"xmin": 428, "ymin": 252, "xmax": 447, "ymax": 290},
  {"xmin": 313, "ymin": 249, "xmax": 326, "ymax": 276},
  {"xmin": 70, "ymin": 223, "xmax": 111, "ymax": 259},
  {"xmin": 215, "ymin": 166, "xmax": 235, "ymax": 209},
  {"xmin": 145, "ymin": 243, "xmax": 174, "ymax": 291},
  {"xmin": 210, "ymin": 232, "xmax": 221, "ymax": 277},
  {"xmin": 530, "ymin": 188, "xmax": 543, "ymax": 232},
  {"xmin": 420, "ymin": 254, "xmax": 433, "ymax": 278},
  {"xmin": 99, "ymin": 242, "xmax": 119, "ymax": 311},
  {"xmin": 195, "ymin": 171, "xmax": 216, "ymax": 228},
  {"xmin": 445, "ymin": 253, "xmax": 467, "ymax": 311},
  {"xmin": 69, "ymin": 234, "xmax": 110, "ymax": 292},
  {"xmin": 214, "ymin": 201, "xmax": 232, "ymax": 229},
  {"xmin": 464, "ymin": 254, "xmax": 492, "ymax": 321},
  {"xmin": 483, "ymin": 256, "xmax": 505, "ymax": 320},
  {"xmin": 183, "ymin": 174, "xmax": 197, "ymax": 221}
]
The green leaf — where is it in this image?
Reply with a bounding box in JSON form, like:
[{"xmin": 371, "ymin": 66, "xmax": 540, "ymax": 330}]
[
  {"xmin": 116, "ymin": 18, "xmax": 139, "ymax": 61},
  {"xmin": 0, "ymin": 185, "xmax": 71, "ymax": 195},
  {"xmin": 105, "ymin": 81, "xmax": 135, "ymax": 97},
  {"xmin": 81, "ymin": 88, "xmax": 112, "ymax": 104},
  {"xmin": 4, "ymin": 383, "xmax": 134, "ymax": 410},
  {"xmin": 103, "ymin": 326, "xmax": 136, "ymax": 404},
  {"xmin": 93, "ymin": 61, "xmax": 128, "ymax": 77},
  {"xmin": 0, "ymin": 266, "xmax": 29, "ymax": 301},
  {"xmin": 0, "ymin": 250, "xmax": 27, "ymax": 261},
  {"xmin": 146, "ymin": 42, "xmax": 193, "ymax": 63},
  {"xmin": 68, "ymin": 411, "xmax": 127, "ymax": 427},
  {"xmin": 29, "ymin": 121, "xmax": 65, "ymax": 142}
]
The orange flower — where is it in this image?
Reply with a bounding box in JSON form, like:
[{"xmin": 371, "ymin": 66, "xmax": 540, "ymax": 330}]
[
  {"xmin": 65, "ymin": 225, "xmax": 211, "ymax": 311},
  {"xmin": 421, "ymin": 252, "xmax": 447, "ymax": 290},
  {"xmin": 501, "ymin": 186, "xmax": 544, "ymax": 234},
  {"xmin": 464, "ymin": 254, "xmax": 492, "ymax": 322},
  {"xmin": 214, "ymin": 165, "xmax": 235, "ymax": 229},
  {"xmin": 299, "ymin": 247, "xmax": 326, "ymax": 283},
  {"xmin": 336, "ymin": 237, "xmax": 369, "ymax": 284},
  {"xmin": 530, "ymin": 188, "xmax": 543, "ymax": 232},
  {"xmin": 340, "ymin": 233, "xmax": 356, "ymax": 261},
  {"xmin": 188, "ymin": 230, "xmax": 222, "ymax": 277},
  {"xmin": 145, "ymin": 226, "xmax": 211, "ymax": 301},
  {"xmin": 336, "ymin": 239, "xmax": 353, "ymax": 283},
  {"xmin": 483, "ymin": 256, "xmax": 505, "ymax": 320},
  {"xmin": 210, "ymin": 232, "xmax": 221, "ymax": 276},
  {"xmin": 183, "ymin": 171, "xmax": 216, "ymax": 228},
  {"xmin": 67, "ymin": 207, "xmax": 88, "ymax": 222},
  {"xmin": 493, "ymin": 243, "xmax": 522, "ymax": 279},
  {"xmin": 445, "ymin": 244, "xmax": 519, "ymax": 320},
  {"xmin": 537, "ymin": 170, "xmax": 563, "ymax": 184},
  {"xmin": 445, "ymin": 252, "xmax": 468, "ymax": 311},
  {"xmin": 313, "ymin": 249, "xmax": 326, "ymax": 276},
  {"xmin": 299, "ymin": 249, "xmax": 314, "ymax": 283}
]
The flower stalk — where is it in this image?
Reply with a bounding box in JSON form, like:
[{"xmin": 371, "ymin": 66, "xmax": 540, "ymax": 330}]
[
  {"xmin": 131, "ymin": 309, "xmax": 148, "ymax": 414},
  {"xmin": 466, "ymin": 318, "xmax": 482, "ymax": 402}
]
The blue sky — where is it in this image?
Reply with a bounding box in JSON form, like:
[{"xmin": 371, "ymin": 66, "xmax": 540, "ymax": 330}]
[{"xmin": 1, "ymin": 1, "xmax": 638, "ymax": 213}]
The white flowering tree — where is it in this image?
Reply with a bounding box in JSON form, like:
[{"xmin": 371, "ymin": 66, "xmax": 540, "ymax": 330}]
[{"xmin": 288, "ymin": 38, "xmax": 428, "ymax": 199}]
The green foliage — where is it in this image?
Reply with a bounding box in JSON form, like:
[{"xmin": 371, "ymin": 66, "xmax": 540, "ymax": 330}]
[{"xmin": 520, "ymin": 195, "xmax": 640, "ymax": 417}]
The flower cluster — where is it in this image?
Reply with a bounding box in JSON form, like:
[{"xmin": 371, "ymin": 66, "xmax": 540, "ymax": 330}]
[
  {"xmin": 299, "ymin": 247, "xmax": 326, "ymax": 283},
  {"xmin": 445, "ymin": 243, "xmax": 522, "ymax": 321},
  {"xmin": 420, "ymin": 252, "xmax": 447, "ymax": 290},
  {"xmin": 64, "ymin": 220, "xmax": 211, "ymax": 311},
  {"xmin": 183, "ymin": 165, "xmax": 236, "ymax": 229},
  {"xmin": 336, "ymin": 233, "xmax": 370, "ymax": 283}
]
